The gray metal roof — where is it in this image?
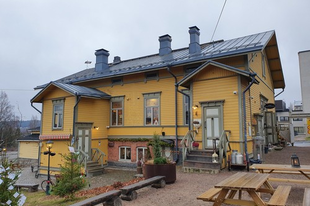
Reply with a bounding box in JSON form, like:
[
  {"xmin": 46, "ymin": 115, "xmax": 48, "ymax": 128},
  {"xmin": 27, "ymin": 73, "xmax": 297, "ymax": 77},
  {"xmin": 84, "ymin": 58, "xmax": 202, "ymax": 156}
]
[
  {"xmin": 31, "ymin": 82, "xmax": 110, "ymax": 103},
  {"xmin": 36, "ymin": 30, "xmax": 276, "ymax": 89}
]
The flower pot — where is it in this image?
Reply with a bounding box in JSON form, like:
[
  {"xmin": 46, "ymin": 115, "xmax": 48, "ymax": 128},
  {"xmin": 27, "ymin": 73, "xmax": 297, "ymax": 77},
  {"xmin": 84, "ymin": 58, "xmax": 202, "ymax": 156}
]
[{"xmin": 144, "ymin": 163, "xmax": 176, "ymax": 183}]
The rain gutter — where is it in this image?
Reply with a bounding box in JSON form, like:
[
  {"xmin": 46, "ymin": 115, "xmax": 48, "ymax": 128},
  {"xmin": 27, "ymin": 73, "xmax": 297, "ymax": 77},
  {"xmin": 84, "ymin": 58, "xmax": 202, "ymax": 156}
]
[
  {"xmin": 242, "ymin": 72, "xmax": 257, "ymax": 170},
  {"xmin": 274, "ymin": 88, "xmax": 284, "ymax": 98},
  {"xmin": 31, "ymin": 102, "xmax": 42, "ymax": 114},
  {"xmin": 72, "ymin": 94, "xmax": 81, "ymax": 145}
]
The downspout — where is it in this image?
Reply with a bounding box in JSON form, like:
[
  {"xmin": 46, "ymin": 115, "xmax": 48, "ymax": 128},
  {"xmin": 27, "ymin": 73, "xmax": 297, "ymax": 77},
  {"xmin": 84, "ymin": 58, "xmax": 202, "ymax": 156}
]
[
  {"xmin": 31, "ymin": 102, "xmax": 42, "ymax": 173},
  {"xmin": 274, "ymin": 88, "xmax": 284, "ymax": 98},
  {"xmin": 242, "ymin": 73, "xmax": 257, "ymax": 170},
  {"xmin": 31, "ymin": 102, "xmax": 42, "ymax": 114},
  {"xmin": 72, "ymin": 94, "xmax": 81, "ymax": 146},
  {"xmin": 166, "ymin": 66, "xmax": 179, "ymax": 162}
]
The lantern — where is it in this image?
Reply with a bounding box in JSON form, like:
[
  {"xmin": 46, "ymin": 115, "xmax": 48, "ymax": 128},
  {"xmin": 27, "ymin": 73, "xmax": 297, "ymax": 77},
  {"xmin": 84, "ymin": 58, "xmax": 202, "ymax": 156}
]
[{"xmin": 291, "ymin": 153, "xmax": 300, "ymax": 167}]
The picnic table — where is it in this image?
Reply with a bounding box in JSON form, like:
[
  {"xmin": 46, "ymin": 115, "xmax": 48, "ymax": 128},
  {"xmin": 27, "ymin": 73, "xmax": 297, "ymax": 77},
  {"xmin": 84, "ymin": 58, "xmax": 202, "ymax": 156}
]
[
  {"xmin": 250, "ymin": 163, "xmax": 310, "ymax": 184},
  {"xmin": 197, "ymin": 172, "xmax": 291, "ymax": 206}
]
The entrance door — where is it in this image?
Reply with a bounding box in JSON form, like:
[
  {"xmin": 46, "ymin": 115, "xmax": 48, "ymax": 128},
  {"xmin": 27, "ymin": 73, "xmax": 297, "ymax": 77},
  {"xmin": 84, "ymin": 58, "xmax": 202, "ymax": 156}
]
[
  {"xmin": 204, "ymin": 106, "xmax": 223, "ymax": 149},
  {"xmin": 76, "ymin": 124, "xmax": 92, "ymax": 160}
]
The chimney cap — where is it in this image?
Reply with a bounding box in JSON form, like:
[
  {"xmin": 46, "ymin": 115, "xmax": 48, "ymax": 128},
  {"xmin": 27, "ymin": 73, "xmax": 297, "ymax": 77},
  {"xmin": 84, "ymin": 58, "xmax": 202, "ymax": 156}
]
[
  {"xmin": 95, "ymin": 48, "xmax": 109, "ymax": 55},
  {"xmin": 189, "ymin": 26, "xmax": 200, "ymax": 31},
  {"xmin": 159, "ymin": 34, "xmax": 172, "ymax": 42}
]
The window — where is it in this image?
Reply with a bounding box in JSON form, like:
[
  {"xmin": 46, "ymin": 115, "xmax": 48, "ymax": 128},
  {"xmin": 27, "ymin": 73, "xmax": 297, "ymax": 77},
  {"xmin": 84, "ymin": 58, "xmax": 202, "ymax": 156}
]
[
  {"xmin": 294, "ymin": 127, "xmax": 304, "ymax": 134},
  {"xmin": 136, "ymin": 147, "xmax": 147, "ymax": 162},
  {"xmin": 183, "ymin": 90, "xmax": 190, "ymax": 125},
  {"xmin": 119, "ymin": 146, "xmax": 131, "ymax": 161},
  {"xmin": 52, "ymin": 99, "xmax": 64, "ymax": 129},
  {"xmin": 293, "ymin": 118, "xmax": 303, "ymax": 121},
  {"xmin": 111, "ymin": 97, "xmax": 124, "ymax": 126},
  {"xmin": 145, "ymin": 72, "xmax": 158, "ymax": 82},
  {"xmin": 111, "ymin": 77, "xmax": 123, "ymax": 86},
  {"xmin": 280, "ymin": 116, "xmax": 289, "ymax": 122},
  {"xmin": 260, "ymin": 95, "xmax": 268, "ymax": 111},
  {"xmin": 144, "ymin": 92, "xmax": 160, "ymax": 126},
  {"xmin": 262, "ymin": 53, "xmax": 266, "ymax": 77}
]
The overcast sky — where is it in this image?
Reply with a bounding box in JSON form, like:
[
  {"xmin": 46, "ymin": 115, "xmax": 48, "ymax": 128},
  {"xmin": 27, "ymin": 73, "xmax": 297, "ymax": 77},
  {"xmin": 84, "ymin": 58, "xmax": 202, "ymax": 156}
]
[{"xmin": 1, "ymin": 0, "xmax": 309, "ymax": 120}]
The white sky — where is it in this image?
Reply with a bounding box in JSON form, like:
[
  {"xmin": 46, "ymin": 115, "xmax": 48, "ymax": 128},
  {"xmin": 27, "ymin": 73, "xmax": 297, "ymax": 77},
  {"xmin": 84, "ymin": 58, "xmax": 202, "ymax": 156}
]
[{"xmin": 1, "ymin": 0, "xmax": 309, "ymax": 120}]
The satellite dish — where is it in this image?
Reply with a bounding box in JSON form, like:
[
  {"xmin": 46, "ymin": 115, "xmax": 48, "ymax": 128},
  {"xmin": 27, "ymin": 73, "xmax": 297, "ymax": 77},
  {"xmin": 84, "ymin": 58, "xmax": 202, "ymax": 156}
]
[{"xmin": 264, "ymin": 103, "xmax": 275, "ymax": 109}]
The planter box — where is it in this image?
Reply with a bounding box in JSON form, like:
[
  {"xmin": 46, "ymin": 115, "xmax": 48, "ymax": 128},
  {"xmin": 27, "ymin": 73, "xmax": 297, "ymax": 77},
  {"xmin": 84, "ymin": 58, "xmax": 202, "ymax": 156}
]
[{"xmin": 143, "ymin": 163, "xmax": 176, "ymax": 184}]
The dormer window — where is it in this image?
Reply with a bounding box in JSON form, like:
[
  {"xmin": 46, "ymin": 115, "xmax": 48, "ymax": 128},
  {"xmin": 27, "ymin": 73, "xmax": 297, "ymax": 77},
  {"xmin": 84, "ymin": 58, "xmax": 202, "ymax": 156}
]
[{"xmin": 145, "ymin": 72, "xmax": 159, "ymax": 82}]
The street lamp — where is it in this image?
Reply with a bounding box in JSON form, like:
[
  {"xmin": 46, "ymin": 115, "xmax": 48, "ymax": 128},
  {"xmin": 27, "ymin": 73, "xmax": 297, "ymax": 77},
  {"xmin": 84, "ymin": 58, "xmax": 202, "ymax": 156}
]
[{"xmin": 43, "ymin": 140, "xmax": 56, "ymax": 195}]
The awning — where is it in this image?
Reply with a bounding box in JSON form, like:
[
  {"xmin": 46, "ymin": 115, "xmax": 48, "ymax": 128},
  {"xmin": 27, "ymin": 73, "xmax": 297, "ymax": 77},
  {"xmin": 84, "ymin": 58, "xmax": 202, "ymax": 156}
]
[{"xmin": 39, "ymin": 134, "xmax": 71, "ymax": 140}]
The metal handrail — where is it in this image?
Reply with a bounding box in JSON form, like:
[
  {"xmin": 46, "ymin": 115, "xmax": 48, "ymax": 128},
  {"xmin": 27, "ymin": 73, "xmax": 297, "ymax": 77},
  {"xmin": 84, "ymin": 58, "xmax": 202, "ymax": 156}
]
[
  {"xmin": 78, "ymin": 150, "xmax": 89, "ymax": 172},
  {"xmin": 181, "ymin": 130, "xmax": 197, "ymax": 162},
  {"xmin": 91, "ymin": 148, "xmax": 106, "ymax": 167}
]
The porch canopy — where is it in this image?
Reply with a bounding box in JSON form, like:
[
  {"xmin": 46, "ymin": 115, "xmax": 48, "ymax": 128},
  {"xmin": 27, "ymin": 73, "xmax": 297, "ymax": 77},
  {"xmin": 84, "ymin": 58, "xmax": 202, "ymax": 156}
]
[{"xmin": 39, "ymin": 134, "xmax": 71, "ymax": 140}]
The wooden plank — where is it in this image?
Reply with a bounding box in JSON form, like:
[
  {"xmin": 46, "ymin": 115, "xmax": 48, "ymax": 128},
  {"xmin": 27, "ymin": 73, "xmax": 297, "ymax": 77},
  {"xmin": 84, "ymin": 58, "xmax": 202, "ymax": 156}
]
[
  {"xmin": 303, "ymin": 188, "xmax": 310, "ymax": 206},
  {"xmin": 120, "ymin": 176, "xmax": 165, "ymax": 195},
  {"xmin": 197, "ymin": 188, "xmax": 222, "ymax": 201},
  {"xmin": 268, "ymin": 177, "xmax": 310, "ymax": 184},
  {"xmin": 267, "ymin": 185, "xmax": 291, "ymax": 206},
  {"xmin": 69, "ymin": 190, "xmax": 121, "ymax": 206},
  {"xmin": 251, "ymin": 164, "xmax": 310, "ymax": 172}
]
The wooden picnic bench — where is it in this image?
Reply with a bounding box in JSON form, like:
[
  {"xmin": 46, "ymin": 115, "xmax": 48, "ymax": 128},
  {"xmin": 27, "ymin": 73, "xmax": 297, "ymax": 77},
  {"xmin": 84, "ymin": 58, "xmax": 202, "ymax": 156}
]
[
  {"xmin": 69, "ymin": 190, "xmax": 122, "ymax": 206},
  {"xmin": 303, "ymin": 188, "xmax": 310, "ymax": 206},
  {"xmin": 120, "ymin": 176, "xmax": 165, "ymax": 201},
  {"xmin": 14, "ymin": 183, "xmax": 39, "ymax": 192},
  {"xmin": 267, "ymin": 185, "xmax": 291, "ymax": 206}
]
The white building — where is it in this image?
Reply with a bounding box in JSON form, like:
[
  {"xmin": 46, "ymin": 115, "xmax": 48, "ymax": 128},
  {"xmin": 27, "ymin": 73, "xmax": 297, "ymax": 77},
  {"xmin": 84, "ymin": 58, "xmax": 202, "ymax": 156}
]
[{"xmin": 299, "ymin": 50, "xmax": 310, "ymax": 114}]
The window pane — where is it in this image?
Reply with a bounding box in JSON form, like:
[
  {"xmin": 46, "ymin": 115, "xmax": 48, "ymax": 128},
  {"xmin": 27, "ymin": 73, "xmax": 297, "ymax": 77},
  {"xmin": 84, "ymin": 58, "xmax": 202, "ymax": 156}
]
[
  {"xmin": 207, "ymin": 109, "xmax": 218, "ymax": 116},
  {"xmin": 118, "ymin": 110, "xmax": 123, "ymax": 125},
  {"xmin": 126, "ymin": 148, "xmax": 131, "ymax": 159},
  {"xmin": 214, "ymin": 118, "xmax": 219, "ymax": 137},
  {"xmin": 112, "ymin": 110, "xmax": 117, "ymax": 125},
  {"xmin": 146, "ymin": 107, "xmax": 152, "ymax": 125},
  {"xmin": 146, "ymin": 98, "xmax": 158, "ymax": 106},
  {"xmin": 153, "ymin": 107, "xmax": 159, "ymax": 125},
  {"xmin": 58, "ymin": 114, "xmax": 63, "ymax": 127},
  {"xmin": 120, "ymin": 148, "xmax": 125, "ymax": 159},
  {"xmin": 112, "ymin": 102, "xmax": 122, "ymax": 109}
]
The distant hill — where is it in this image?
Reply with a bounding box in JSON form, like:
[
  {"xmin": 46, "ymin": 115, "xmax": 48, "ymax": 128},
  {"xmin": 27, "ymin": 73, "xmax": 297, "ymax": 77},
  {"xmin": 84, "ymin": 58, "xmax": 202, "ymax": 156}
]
[{"xmin": 20, "ymin": 120, "xmax": 41, "ymax": 128}]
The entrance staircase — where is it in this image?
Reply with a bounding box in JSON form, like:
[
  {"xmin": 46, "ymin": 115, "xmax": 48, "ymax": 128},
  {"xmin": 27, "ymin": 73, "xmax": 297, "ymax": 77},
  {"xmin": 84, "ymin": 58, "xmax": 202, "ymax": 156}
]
[
  {"xmin": 181, "ymin": 130, "xmax": 231, "ymax": 174},
  {"xmin": 79, "ymin": 148, "xmax": 107, "ymax": 177}
]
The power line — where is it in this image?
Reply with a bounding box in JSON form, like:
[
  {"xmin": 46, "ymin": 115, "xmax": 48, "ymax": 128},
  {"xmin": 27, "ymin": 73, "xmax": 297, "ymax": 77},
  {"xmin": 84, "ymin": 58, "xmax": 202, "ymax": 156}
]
[{"xmin": 210, "ymin": 0, "xmax": 228, "ymax": 42}]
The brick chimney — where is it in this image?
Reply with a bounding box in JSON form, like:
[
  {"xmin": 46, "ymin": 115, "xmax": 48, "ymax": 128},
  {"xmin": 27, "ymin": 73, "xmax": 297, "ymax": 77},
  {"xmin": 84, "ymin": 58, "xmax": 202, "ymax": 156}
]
[
  {"xmin": 95, "ymin": 49, "xmax": 109, "ymax": 72},
  {"xmin": 159, "ymin": 34, "xmax": 172, "ymax": 56},
  {"xmin": 189, "ymin": 26, "xmax": 201, "ymax": 54}
]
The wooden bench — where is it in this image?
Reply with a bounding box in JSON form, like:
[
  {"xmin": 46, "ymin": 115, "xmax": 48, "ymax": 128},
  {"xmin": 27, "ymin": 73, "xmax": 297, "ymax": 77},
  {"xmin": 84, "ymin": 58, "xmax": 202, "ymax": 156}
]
[
  {"xmin": 267, "ymin": 185, "xmax": 291, "ymax": 206},
  {"xmin": 197, "ymin": 188, "xmax": 222, "ymax": 202},
  {"xmin": 303, "ymin": 188, "xmax": 310, "ymax": 206},
  {"xmin": 120, "ymin": 176, "xmax": 165, "ymax": 201},
  {"xmin": 14, "ymin": 183, "xmax": 39, "ymax": 192},
  {"xmin": 69, "ymin": 190, "xmax": 122, "ymax": 206}
]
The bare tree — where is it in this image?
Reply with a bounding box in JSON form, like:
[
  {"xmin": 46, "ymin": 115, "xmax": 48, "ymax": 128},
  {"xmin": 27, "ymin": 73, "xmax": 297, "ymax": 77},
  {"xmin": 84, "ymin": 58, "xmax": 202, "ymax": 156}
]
[
  {"xmin": 0, "ymin": 91, "xmax": 20, "ymax": 149},
  {"xmin": 29, "ymin": 115, "xmax": 40, "ymax": 129}
]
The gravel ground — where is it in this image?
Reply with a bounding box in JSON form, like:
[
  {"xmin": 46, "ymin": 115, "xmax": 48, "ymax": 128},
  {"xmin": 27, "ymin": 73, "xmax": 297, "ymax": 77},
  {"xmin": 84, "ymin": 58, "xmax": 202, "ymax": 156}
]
[{"xmin": 15, "ymin": 139, "xmax": 310, "ymax": 206}]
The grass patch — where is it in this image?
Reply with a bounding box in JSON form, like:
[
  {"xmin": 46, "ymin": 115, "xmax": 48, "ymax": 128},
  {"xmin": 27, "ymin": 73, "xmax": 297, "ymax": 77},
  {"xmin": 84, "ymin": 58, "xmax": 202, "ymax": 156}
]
[
  {"xmin": 305, "ymin": 136, "xmax": 310, "ymax": 141},
  {"xmin": 23, "ymin": 191, "xmax": 87, "ymax": 206}
]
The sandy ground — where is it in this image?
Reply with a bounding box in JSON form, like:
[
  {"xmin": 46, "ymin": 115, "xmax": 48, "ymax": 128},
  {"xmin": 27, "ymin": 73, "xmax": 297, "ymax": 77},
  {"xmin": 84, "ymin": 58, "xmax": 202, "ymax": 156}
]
[{"xmin": 15, "ymin": 137, "xmax": 310, "ymax": 206}]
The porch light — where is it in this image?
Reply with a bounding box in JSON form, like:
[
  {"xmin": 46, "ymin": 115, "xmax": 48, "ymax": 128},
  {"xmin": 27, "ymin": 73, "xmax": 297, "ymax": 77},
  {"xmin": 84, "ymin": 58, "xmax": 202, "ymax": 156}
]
[
  {"xmin": 192, "ymin": 105, "xmax": 198, "ymax": 110},
  {"xmin": 46, "ymin": 140, "xmax": 53, "ymax": 149},
  {"xmin": 291, "ymin": 153, "xmax": 300, "ymax": 167},
  {"xmin": 94, "ymin": 126, "xmax": 99, "ymax": 130},
  {"xmin": 43, "ymin": 140, "xmax": 56, "ymax": 195}
]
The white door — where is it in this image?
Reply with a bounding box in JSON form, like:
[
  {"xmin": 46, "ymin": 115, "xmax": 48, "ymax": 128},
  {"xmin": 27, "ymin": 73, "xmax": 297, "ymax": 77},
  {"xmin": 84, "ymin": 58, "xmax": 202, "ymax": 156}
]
[
  {"xmin": 77, "ymin": 127, "xmax": 91, "ymax": 159},
  {"xmin": 204, "ymin": 106, "xmax": 222, "ymax": 149}
]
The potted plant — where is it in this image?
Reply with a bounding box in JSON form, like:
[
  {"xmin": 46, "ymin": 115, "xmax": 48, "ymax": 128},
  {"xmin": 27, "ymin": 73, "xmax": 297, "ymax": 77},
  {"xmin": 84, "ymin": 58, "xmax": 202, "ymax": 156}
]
[
  {"xmin": 192, "ymin": 141, "xmax": 199, "ymax": 150},
  {"xmin": 144, "ymin": 133, "xmax": 176, "ymax": 183}
]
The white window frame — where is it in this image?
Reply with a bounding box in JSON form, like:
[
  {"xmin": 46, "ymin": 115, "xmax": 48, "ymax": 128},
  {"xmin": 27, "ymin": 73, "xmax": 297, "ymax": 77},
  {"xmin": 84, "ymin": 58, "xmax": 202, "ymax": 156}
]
[
  {"xmin": 52, "ymin": 99, "xmax": 64, "ymax": 130},
  {"xmin": 143, "ymin": 92, "xmax": 161, "ymax": 126},
  {"xmin": 136, "ymin": 147, "xmax": 147, "ymax": 162},
  {"xmin": 119, "ymin": 146, "xmax": 131, "ymax": 161},
  {"xmin": 110, "ymin": 96, "xmax": 124, "ymax": 126}
]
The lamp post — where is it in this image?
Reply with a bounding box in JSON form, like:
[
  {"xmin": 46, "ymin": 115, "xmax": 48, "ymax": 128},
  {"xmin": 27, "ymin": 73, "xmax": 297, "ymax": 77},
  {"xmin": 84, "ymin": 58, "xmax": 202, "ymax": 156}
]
[{"xmin": 43, "ymin": 140, "xmax": 56, "ymax": 195}]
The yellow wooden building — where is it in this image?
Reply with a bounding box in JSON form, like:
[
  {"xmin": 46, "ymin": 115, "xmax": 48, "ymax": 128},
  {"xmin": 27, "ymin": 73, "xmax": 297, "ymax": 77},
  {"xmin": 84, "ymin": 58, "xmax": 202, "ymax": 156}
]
[{"xmin": 31, "ymin": 26, "xmax": 285, "ymax": 175}]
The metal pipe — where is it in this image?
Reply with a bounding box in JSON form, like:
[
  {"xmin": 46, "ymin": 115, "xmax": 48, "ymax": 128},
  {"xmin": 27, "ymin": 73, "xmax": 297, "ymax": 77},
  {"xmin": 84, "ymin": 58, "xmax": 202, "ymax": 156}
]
[
  {"xmin": 166, "ymin": 66, "xmax": 179, "ymax": 163},
  {"xmin": 274, "ymin": 88, "xmax": 285, "ymax": 98},
  {"xmin": 72, "ymin": 94, "xmax": 81, "ymax": 145},
  {"xmin": 31, "ymin": 102, "xmax": 42, "ymax": 114},
  {"xmin": 242, "ymin": 73, "xmax": 257, "ymax": 170}
]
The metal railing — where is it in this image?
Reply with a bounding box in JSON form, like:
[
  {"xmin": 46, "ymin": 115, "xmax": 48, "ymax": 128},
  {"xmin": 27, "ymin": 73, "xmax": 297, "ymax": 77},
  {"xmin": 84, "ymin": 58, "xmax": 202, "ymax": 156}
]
[
  {"xmin": 78, "ymin": 150, "xmax": 89, "ymax": 172},
  {"xmin": 217, "ymin": 130, "xmax": 231, "ymax": 169},
  {"xmin": 181, "ymin": 130, "xmax": 197, "ymax": 162},
  {"xmin": 91, "ymin": 148, "xmax": 106, "ymax": 167}
]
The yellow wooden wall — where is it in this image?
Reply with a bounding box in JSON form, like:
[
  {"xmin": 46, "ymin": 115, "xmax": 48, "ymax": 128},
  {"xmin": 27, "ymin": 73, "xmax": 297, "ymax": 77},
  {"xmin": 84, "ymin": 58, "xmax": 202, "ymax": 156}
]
[{"xmin": 18, "ymin": 141, "xmax": 39, "ymax": 159}]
